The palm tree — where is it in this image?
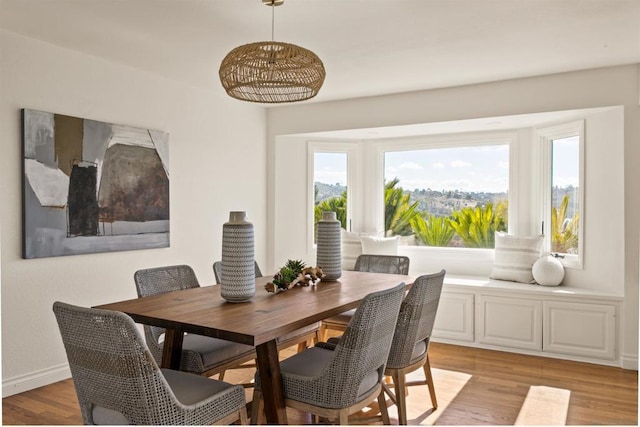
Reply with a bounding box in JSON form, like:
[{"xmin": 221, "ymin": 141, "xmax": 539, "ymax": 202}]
[
  {"xmin": 384, "ymin": 178, "xmax": 420, "ymax": 236},
  {"xmin": 448, "ymin": 201, "xmax": 507, "ymax": 248},
  {"xmin": 314, "ymin": 190, "xmax": 347, "ymax": 232},
  {"xmin": 551, "ymin": 195, "xmax": 579, "ymax": 254},
  {"xmin": 411, "ymin": 213, "xmax": 455, "ymax": 247}
]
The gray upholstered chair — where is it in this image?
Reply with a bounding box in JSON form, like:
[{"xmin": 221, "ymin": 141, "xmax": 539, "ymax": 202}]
[
  {"xmin": 353, "ymin": 254, "xmax": 411, "ymax": 274},
  {"xmin": 318, "ymin": 269, "xmax": 445, "ymax": 424},
  {"xmin": 134, "ymin": 265, "xmax": 256, "ymax": 380},
  {"xmin": 383, "ymin": 269, "xmax": 446, "ymax": 424},
  {"xmin": 52, "ymin": 301, "xmax": 248, "ymax": 425},
  {"xmin": 320, "ymin": 254, "xmax": 410, "ymax": 340},
  {"xmin": 251, "ymin": 282, "xmax": 407, "ymax": 425},
  {"xmin": 213, "ymin": 260, "xmax": 320, "ymax": 352}
]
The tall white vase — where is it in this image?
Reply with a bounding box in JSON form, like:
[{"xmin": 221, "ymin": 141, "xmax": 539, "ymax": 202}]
[
  {"xmin": 221, "ymin": 211, "xmax": 255, "ymax": 302},
  {"xmin": 317, "ymin": 211, "xmax": 342, "ymax": 281}
]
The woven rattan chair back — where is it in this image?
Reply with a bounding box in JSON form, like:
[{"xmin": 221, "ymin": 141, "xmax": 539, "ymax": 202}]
[
  {"xmin": 286, "ymin": 282, "xmax": 406, "ymax": 408},
  {"xmin": 319, "ymin": 255, "xmax": 410, "ymax": 342},
  {"xmin": 354, "ymin": 254, "xmax": 410, "ymax": 275},
  {"xmin": 213, "ymin": 260, "xmax": 263, "ymax": 284},
  {"xmin": 135, "ymin": 264, "xmax": 200, "ymax": 297},
  {"xmin": 381, "ymin": 270, "xmax": 445, "ymax": 425},
  {"xmin": 387, "ymin": 270, "xmax": 445, "ymax": 369},
  {"xmin": 133, "ymin": 265, "xmax": 200, "ymax": 365},
  {"xmin": 52, "ymin": 301, "xmax": 246, "ymax": 425}
]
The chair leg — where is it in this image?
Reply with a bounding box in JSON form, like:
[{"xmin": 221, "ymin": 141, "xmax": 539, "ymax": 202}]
[
  {"xmin": 218, "ymin": 370, "xmax": 226, "ymax": 381},
  {"xmin": 338, "ymin": 409, "xmax": 349, "ymax": 425},
  {"xmin": 378, "ymin": 390, "xmax": 391, "ymax": 425},
  {"xmin": 250, "ymin": 389, "xmax": 264, "ymax": 425},
  {"xmin": 424, "ymin": 355, "xmax": 438, "ymax": 409},
  {"xmin": 296, "ymin": 341, "xmax": 307, "ymax": 353},
  {"xmin": 238, "ymin": 407, "xmax": 249, "ymax": 425},
  {"xmin": 382, "ymin": 381, "xmax": 397, "ymax": 405},
  {"xmin": 313, "ymin": 330, "xmax": 320, "ymax": 345},
  {"xmin": 393, "ymin": 371, "xmax": 409, "ymax": 425}
]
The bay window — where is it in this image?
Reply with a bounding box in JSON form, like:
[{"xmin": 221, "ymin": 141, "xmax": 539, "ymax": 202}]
[{"xmin": 306, "ymin": 122, "xmax": 585, "ymax": 272}]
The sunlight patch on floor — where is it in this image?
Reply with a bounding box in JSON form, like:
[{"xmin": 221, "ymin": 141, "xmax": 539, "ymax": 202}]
[
  {"xmin": 514, "ymin": 385, "xmax": 571, "ymax": 426},
  {"xmin": 385, "ymin": 367, "xmax": 472, "ymax": 425}
]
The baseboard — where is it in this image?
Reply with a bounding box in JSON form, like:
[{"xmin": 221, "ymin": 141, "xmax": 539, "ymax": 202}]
[
  {"xmin": 2, "ymin": 363, "xmax": 70, "ymax": 398},
  {"xmin": 622, "ymin": 353, "xmax": 638, "ymax": 371}
]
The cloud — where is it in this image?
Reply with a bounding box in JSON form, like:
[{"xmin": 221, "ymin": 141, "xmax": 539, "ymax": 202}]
[
  {"xmin": 432, "ymin": 162, "xmax": 445, "ymax": 169},
  {"xmin": 399, "ymin": 161, "xmax": 422, "ymax": 170},
  {"xmin": 450, "ymin": 160, "xmax": 471, "ymax": 168}
]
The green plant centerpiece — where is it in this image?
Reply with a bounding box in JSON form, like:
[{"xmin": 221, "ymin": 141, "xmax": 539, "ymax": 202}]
[{"xmin": 265, "ymin": 259, "xmax": 325, "ymax": 293}]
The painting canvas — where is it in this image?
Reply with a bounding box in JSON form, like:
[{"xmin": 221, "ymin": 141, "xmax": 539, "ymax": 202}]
[{"xmin": 22, "ymin": 109, "xmax": 170, "ymax": 258}]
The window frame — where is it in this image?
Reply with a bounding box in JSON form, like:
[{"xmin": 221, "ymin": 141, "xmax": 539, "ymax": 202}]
[
  {"xmin": 371, "ymin": 131, "xmax": 518, "ymax": 249},
  {"xmin": 305, "ymin": 124, "xmax": 586, "ymax": 274},
  {"xmin": 307, "ymin": 140, "xmax": 360, "ymax": 248},
  {"xmin": 536, "ymin": 120, "xmax": 585, "ymax": 269}
]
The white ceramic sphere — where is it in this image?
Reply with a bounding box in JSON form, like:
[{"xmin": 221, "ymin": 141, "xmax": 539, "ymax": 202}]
[{"xmin": 532, "ymin": 255, "xmax": 565, "ymax": 286}]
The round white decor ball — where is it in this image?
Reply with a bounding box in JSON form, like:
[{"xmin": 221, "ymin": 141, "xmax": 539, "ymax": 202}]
[{"xmin": 532, "ymin": 255, "xmax": 565, "ymax": 286}]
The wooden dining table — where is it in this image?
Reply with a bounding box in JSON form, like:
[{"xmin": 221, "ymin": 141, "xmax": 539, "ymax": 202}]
[{"xmin": 95, "ymin": 269, "xmax": 412, "ymax": 425}]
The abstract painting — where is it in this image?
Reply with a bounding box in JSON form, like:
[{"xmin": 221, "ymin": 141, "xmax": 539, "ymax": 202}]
[{"xmin": 22, "ymin": 109, "xmax": 170, "ymax": 258}]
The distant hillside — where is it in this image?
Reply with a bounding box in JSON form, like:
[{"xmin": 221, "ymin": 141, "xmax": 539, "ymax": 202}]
[
  {"xmin": 315, "ymin": 182, "xmax": 345, "ymax": 203},
  {"xmin": 315, "ymin": 182, "xmax": 578, "ymax": 218},
  {"xmin": 314, "ymin": 182, "xmax": 504, "ymax": 214},
  {"xmin": 407, "ymin": 188, "xmax": 507, "ymax": 217}
]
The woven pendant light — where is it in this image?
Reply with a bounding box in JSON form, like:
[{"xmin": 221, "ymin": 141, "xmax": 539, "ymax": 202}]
[{"xmin": 219, "ymin": 0, "xmax": 325, "ymax": 103}]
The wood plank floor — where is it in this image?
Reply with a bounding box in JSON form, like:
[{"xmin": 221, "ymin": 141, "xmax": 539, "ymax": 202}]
[{"xmin": 2, "ymin": 342, "xmax": 637, "ymax": 425}]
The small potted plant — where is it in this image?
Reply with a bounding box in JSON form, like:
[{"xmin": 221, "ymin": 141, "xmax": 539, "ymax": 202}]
[{"xmin": 265, "ymin": 259, "xmax": 325, "ymax": 293}]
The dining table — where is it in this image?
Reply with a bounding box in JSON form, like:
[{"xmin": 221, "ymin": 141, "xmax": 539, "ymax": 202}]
[{"xmin": 95, "ymin": 269, "xmax": 413, "ymax": 425}]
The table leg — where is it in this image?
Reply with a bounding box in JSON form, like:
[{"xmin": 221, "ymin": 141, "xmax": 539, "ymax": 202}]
[
  {"xmin": 161, "ymin": 329, "xmax": 184, "ymax": 370},
  {"xmin": 256, "ymin": 339, "xmax": 288, "ymax": 424}
]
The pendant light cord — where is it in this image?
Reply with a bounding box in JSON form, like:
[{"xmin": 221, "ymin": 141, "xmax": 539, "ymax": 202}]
[{"xmin": 271, "ymin": 1, "xmax": 275, "ymax": 41}]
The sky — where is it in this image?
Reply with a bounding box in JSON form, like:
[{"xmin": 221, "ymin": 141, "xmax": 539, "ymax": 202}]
[
  {"xmin": 314, "ymin": 137, "xmax": 579, "ymax": 193},
  {"xmin": 552, "ymin": 136, "xmax": 580, "ymax": 188},
  {"xmin": 314, "ymin": 152, "xmax": 348, "ymax": 186},
  {"xmin": 385, "ymin": 144, "xmax": 509, "ymax": 193}
]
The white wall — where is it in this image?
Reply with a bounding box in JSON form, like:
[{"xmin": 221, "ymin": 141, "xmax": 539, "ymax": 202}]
[
  {"xmin": 267, "ymin": 65, "xmax": 640, "ymax": 369},
  {"xmin": 0, "ymin": 31, "xmax": 267, "ymax": 396}
]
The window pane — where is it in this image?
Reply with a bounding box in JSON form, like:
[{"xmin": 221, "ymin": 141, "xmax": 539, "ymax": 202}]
[
  {"xmin": 551, "ymin": 136, "xmax": 579, "ymax": 255},
  {"xmin": 384, "ymin": 145, "xmax": 509, "ymax": 248},
  {"xmin": 314, "ymin": 153, "xmax": 347, "ymax": 242}
]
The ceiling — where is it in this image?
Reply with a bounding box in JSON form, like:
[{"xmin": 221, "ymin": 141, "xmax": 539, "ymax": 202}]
[{"xmin": 1, "ymin": 0, "xmax": 639, "ymax": 104}]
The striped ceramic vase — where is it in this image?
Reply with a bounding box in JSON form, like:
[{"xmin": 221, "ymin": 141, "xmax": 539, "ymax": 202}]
[
  {"xmin": 221, "ymin": 211, "xmax": 255, "ymax": 302},
  {"xmin": 317, "ymin": 211, "xmax": 342, "ymax": 281}
]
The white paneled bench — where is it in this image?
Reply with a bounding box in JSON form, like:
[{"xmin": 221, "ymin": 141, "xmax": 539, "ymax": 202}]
[{"xmin": 429, "ymin": 275, "xmax": 623, "ymax": 367}]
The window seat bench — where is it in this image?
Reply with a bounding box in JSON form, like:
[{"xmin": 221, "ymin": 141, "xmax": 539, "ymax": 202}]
[{"xmin": 421, "ymin": 273, "xmax": 624, "ymax": 367}]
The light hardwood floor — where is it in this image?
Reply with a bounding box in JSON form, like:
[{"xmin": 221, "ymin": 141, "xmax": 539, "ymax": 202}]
[{"xmin": 2, "ymin": 342, "xmax": 637, "ymax": 425}]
